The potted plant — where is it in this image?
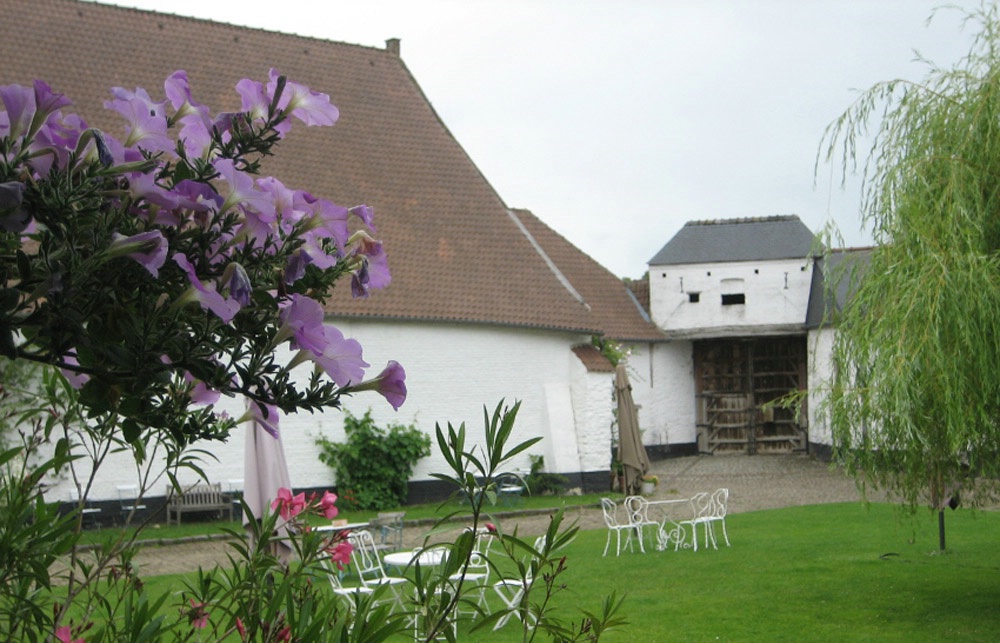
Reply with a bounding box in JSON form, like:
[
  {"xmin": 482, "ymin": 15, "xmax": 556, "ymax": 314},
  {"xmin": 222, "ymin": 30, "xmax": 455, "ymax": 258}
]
[{"xmin": 641, "ymin": 474, "xmax": 658, "ymax": 495}]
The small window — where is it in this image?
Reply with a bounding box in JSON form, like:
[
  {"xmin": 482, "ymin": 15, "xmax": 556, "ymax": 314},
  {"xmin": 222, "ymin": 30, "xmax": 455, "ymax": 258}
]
[
  {"xmin": 688, "ymin": 292, "xmax": 700, "ymax": 303},
  {"xmin": 721, "ymin": 293, "xmax": 745, "ymax": 306}
]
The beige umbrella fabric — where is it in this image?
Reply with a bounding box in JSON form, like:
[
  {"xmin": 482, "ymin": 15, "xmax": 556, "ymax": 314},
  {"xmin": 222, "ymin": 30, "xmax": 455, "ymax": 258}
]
[
  {"xmin": 615, "ymin": 362, "xmax": 651, "ymax": 495},
  {"xmin": 243, "ymin": 418, "xmax": 295, "ymax": 562}
]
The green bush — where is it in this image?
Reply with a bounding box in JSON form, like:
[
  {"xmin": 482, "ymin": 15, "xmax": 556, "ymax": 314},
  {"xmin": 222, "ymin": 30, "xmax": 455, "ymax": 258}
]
[
  {"xmin": 316, "ymin": 409, "xmax": 431, "ymax": 510},
  {"xmin": 525, "ymin": 455, "xmax": 568, "ymax": 495}
]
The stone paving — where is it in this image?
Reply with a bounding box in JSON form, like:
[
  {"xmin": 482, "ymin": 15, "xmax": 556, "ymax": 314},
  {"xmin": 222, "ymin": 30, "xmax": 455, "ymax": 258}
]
[{"xmin": 129, "ymin": 454, "xmax": 871, "ymax": 576}]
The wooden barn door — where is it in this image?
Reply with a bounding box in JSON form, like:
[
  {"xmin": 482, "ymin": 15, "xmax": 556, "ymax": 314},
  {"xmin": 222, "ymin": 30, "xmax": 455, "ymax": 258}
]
[{"xmin": 694, "ymin": 337, "xmax": 807, "ymax": 454}]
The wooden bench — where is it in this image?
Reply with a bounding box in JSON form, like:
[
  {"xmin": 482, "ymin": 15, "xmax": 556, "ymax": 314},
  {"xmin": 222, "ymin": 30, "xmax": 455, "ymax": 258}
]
[{"xmin": 166, "ymin": 482, "xmax": 233, "ymax": 525}]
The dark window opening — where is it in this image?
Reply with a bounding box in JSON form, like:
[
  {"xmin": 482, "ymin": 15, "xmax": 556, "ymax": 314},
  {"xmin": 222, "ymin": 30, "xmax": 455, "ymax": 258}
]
[
  {"xmin": 688, "ymin": 292, "xmax": 700, "ymax": 303},
  {"xmin": 721, "ymin": 293, "xmax": 745, "ymax": 306}
]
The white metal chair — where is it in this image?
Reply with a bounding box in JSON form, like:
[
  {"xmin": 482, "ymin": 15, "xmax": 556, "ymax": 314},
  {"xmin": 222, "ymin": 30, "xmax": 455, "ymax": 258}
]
[
  {"xmin": 370, "ymin": 511, "xmax": 405, "ymax": 553},
  {"xmin": 319, "ymin": 554, "xmax": 375, "ymax": 610},
  {"xmin": 600, "ymin": 497, "xmax": 635, "ymax": 556},
  {"xmin": 706, "ymin": 488, "xmax": 730, "ymax": 548},
  {"xmin": 624, "ymin": 495, "xmax": 660, "ymax": 553},
  {"xmin": 677, "ymin": 491, "xmax": 714, "ymax": 551},
  {"xmin": 491, "ymin": 535, "xmax": 547, "ymax": 630},
  {"xmin": 448, "ymin": 526, "xmax": 494, "ymax": 617},
  {"xmin": 347, "ymin": 529, "xmax": 408, "ymax": 612},
  {"xmin": 496, "ymin": 472, "xmax": 526, "ymax": 506},
  {"xmin": 69, "ymin": 488, "xmax": 102, "ymax": 529},
  {"xmin": 116, "ymin": 484, "xmax": 146, "ymax": 524}
]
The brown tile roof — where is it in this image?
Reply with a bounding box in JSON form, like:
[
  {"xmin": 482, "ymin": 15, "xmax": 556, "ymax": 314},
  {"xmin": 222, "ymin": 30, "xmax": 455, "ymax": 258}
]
[
  {"xmin": 570, "ymin": 344, "xmax": 615, "ymax": 373},
  {"xmin": 510, "ymin": 209, "xmax": 663, "ymax": 342},
  {"xmin": 4, "ymin": 0, "xmax": 662, "ymax": 340}
]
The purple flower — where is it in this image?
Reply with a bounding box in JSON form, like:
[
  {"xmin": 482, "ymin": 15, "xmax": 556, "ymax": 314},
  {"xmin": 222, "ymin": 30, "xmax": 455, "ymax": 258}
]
[
  {"xmin": 284, "ymin": 250, "xmax": 312, "ymax": 285},
  {"xmin": 349, "ymin": 204, "xmax": 375, "ymax": 231},
  {"xmin": 222, "ymin": 262, "xmax": 252, "ymax": 307},
  {"xmin": 104, "ymin": 86, "xmax": 172, "ymax": 153},
  {"xmin": 0, "ymin": 83, "xmax": 35, "ymax": 139},
  {"xmin": 213, "ymin": 158, "xmax": 276, "ymax": 219},
  {"xmin": 172, "ymin": 253, "xmax": 241, "ymax": 322},
  {"xmin": 235, "ymin": 77, "xmax": 270, "ymax": 121},
  {"xmin": 308, "ymin": 325, "xmax": 368, "ymax": 387},
  {"xmin": 276, "ymin": 294, "xmax": 327, "ymax": 355},
  {"xmin": 267, "ymin": 69, "xmax": 340, "ymax": 127},
  {"xmin": 0, "ymin": 181, "xmax": 30, "ymax": 233},
  {"xmin": 108, "ymin": 230, "xmax": 168, "ymax": 277},
  {"xmin": 248, "ymin": 400, "xmax": 280, "ymax": 438},
  {"xmin": 59, "ymin": 352, "xmax": 90, "ymax": 389},
  {"xmin": 0, "ymin": 81, "xmax": 70, "ymax": 140},
  {"xmin": 344, "ymin": 361, "xmax": 407, "ymax": 410}
]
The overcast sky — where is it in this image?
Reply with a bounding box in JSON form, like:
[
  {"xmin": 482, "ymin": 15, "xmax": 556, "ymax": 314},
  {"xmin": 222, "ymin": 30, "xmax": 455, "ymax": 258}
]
[{"xmin": 102, "ymin": 0, "xmax": 980, "ymax": 278}]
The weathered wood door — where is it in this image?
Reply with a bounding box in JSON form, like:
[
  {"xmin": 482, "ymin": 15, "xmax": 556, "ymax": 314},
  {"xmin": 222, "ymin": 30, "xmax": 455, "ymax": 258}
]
[{"xmin": 694, "ymin": 337, "xmax": 807, "ymax": 454}]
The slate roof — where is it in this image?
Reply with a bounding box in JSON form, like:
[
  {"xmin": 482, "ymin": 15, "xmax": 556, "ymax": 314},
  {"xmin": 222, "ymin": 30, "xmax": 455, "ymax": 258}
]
[
  {"xmin": 648, "ymin": 215, "xmax": 818, "ymax": 266},
  {"xmin": 804, "ymin": 247, "xmax": 873, "ymax": 329},
  {"xmin": 4, "ymin": 0, "xmax": 661, "ymax": 339}
]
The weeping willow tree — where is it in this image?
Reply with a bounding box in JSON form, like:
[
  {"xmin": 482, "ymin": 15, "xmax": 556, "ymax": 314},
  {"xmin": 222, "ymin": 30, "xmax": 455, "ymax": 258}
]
[{"xmin": 822, "ymin": 4, "xmax": 1000, "ymax": 540}]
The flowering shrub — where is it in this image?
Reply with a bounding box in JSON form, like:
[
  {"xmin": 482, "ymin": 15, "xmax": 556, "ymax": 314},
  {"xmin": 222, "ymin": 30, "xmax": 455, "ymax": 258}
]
[
  {"xmin": 0, "ymin": 70, "xmax": 404, "ymax": 449},
  {"xmin": 0, "ymin": 71, "xmax": 625, "ymax": 641}
]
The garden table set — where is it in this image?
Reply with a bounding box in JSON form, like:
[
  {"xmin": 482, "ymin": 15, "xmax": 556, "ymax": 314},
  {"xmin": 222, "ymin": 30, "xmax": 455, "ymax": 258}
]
[{"xmin": 600, "ymin": 489, "xmax": 730, "ymax": 555}]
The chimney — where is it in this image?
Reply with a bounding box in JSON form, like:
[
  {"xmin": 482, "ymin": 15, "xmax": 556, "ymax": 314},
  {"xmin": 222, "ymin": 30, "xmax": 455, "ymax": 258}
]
[{"xmin": 385, "ymin": 38, "xmax": 401, "ymax": 56}]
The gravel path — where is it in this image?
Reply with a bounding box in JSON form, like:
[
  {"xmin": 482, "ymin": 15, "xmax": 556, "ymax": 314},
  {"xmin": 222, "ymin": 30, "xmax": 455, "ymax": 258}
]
[{"xmin": 128, "ymin": 454, "xmax": 869, "ymax": 576}]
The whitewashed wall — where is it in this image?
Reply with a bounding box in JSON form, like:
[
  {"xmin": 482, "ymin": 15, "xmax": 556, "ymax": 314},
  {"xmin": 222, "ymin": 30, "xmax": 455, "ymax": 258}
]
[
  {"xmin": 649, "ymin": 258, "xmax": 813, "ymax": 334},
  {"xmin": 807, "ymin": 327, "xmax": 836, "ymax": 447},
  {"xmin": 568, "ymin": 354, "xmax": 614, "ymax": 473},
  {"xmin": 620, "ymin": 340, "xmax": 697, "ymax": 448},
  {"xmin": 43, "ymin": 320, "xmax": 608, "ymax": 502}
]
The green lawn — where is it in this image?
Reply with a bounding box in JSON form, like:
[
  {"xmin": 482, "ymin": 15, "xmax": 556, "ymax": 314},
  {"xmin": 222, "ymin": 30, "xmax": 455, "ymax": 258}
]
[{"xmin": 132, "ymin": 502, "xmax": 1000, "ymax": 641}]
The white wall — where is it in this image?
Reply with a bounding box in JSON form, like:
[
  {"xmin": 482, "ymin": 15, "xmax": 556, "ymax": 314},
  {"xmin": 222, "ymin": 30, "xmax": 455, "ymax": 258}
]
[
  {"xmin": 649, "ymin": 258, "xmax": 813, "ymax": 334},
  {"xmin": 807, "ymin": 327, "xmax": 836, "ymax": 447},
  {"xmin": 568, "ymin": 354, "xmax": 614, "ymax": 473},
  {"xmin": 621, "ymin": 340, "xmax": 697, "ymax": 448},
  {"xmin": 43, "ymin": 320, "xmax": 605, "ymax": 502}
]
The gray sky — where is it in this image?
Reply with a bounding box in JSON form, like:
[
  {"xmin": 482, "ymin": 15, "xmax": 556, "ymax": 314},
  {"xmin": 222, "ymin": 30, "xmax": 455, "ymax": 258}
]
[{"xmin": 103, "ymin": 0, "xmax": 979, "ymax": 278}]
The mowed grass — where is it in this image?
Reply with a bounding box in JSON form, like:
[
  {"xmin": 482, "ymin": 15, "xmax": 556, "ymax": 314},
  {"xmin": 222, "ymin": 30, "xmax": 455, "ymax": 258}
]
[{"xmin": 133, "ymin": 502, "xmax": 1000, "ymax": 641}]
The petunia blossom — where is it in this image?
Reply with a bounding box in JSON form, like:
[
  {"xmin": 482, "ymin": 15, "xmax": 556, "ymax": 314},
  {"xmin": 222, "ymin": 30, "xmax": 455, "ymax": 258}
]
[
  {"xmin": 0, "ymin": 181, "xmax": 30, "ymax": 233},
  {"xmin": 309, "ymin": 325, "xmax": 368, "ymax": 388},
  {"xmin": 213, "ymin": 158, "xmax": 276, "ymax": 219},
  {"xmin": 247, "ymin": 401, "xmax": 281, "ymax": 439},
  {"xmin": 276, "ymin": 294, "xmax": 328, "ymax": 355},
  {"xmin": 104, "ymin": 86, "xmax": 172, "ymax": 154},
  {"xmin": 172, "ymin": 253, "xmax": 241, "ymax": 323},
  {"xmin": 108, "ymin": 230, "xmax": 168, "ymax": 277},
  {"xmin": 267, "ymin": 68, "xmax": 339, "ymax": 127},
  {"xmin": 342, "ymin": 360, "xmax": 407, "ymax": 411}
]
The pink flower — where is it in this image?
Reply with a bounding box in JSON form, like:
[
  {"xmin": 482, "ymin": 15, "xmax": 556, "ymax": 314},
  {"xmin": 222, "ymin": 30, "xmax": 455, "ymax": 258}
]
[
  {"xmin": 55, "ymin": 626, "xmax": 84, "ymax": 643},
  {"xmin": 187, "ymin": 600, "xmax": 209, "ymax": 629},
  {"xmin": 271, "ymin": 487, "xmax": 306, "ymax": 520},
  {"xmin": 485, "ymin": 522, "xmax": 497, "ymax": 534},
  {"xmin": 318, "ymin": 490, "xmax": 339, "ymax": 520},
  {"xmin": 325, "ymin": 539, "xmax": 353, "ymax": 570},
  {"xmin": 235, "ymin": 618, "xmax": 247, "ymax": 640}
]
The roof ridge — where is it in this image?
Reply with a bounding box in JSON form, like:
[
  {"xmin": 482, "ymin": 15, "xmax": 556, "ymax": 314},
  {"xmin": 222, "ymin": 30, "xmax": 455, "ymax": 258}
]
[
  {"xmin": 79, "ymin": 0, "xmax": 391, "ymax": 53},
  {"xmin": 685, "ymin": 214, "xmax": 800, "ymax": 227},
  {"xmin": 507, "ymin": 209, "xmax": 590, "ymax": 310}
]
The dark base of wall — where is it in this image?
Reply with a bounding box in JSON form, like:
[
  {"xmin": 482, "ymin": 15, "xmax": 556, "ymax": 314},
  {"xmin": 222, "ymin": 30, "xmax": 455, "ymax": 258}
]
[
  {"xmin": 646, "ymin": 442, "xmax": 698, "ymax": 461},
  {"xmin": 808, "ymin": 441, "xmax": 834, "ymax": 462}
]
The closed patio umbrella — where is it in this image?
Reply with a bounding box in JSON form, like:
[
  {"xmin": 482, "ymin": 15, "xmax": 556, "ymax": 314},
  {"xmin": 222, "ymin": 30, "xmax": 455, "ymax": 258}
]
[
  {"xmin": 615, "ymin": 362, "xmax": 651, "ymax": 495},
  {"xmin": 243, "ymin": 415, "xmax": 294, "ymax": 562}
]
